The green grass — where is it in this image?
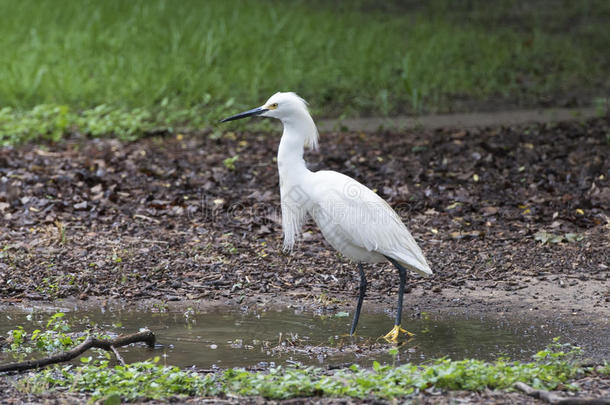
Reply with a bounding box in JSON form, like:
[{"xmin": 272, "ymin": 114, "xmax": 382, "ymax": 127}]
[{"xmin": 0, "ymin": 0, "xmax": 608, "ymax": 144}]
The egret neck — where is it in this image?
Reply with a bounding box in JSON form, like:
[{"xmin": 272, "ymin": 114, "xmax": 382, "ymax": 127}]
[{"xmin": 277, "ymin": 110, "xmax": 316, "ymax": 186}]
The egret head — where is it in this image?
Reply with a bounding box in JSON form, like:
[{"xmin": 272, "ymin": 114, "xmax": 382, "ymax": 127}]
[
  {"xmin": 220, "ymin": 92, "xmax": 310, "ymax": 123},
  {"xmin": 221, "ymin": 92, "xmax": 318, "ymax": 150}
]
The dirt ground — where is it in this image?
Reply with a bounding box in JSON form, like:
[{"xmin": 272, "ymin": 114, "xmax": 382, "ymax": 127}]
[{"xmin": 0, "ymin": 116, "xmax": 609, "ymax": 403}]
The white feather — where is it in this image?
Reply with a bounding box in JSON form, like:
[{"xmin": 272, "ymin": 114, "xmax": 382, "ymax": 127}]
[
  {"xmin": 306, "ymin": 171, "xmax": 432, "ymax": 276},
  {"xmin": 279, "ymin": 177, "xmax": 309, "ymax": 252}
]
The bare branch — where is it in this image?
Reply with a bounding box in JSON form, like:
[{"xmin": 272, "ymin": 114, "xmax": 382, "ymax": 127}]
[
  {"xmin": 0, "ymin": 329, "xmax": 155, "ymax": 374},
  {"xmin": 110, "ymin": 345, "xmax": 126, "ymax": 366}
]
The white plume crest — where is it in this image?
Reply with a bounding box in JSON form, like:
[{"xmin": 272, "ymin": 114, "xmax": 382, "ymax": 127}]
[
  {"xmin": 269, "ymin": 92, "xmax": 319, "ymax": 151},
  {"xmin": 289, "ymin": 93, "xmax": 319, "ymax": 151}
]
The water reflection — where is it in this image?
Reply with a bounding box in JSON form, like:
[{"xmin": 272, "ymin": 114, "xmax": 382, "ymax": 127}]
[{"xmin": 0, "ymin": 308, "xmax": 564, "ymax": 369}]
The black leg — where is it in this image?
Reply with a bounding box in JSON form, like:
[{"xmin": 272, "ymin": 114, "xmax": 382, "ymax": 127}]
[
  {"xmin": 386, "ymin": 257, "xmax": 407, "ymax": 326},
  {"xmin": 349, "ymin": 263, "xmax": 367, "ymax": 335}
]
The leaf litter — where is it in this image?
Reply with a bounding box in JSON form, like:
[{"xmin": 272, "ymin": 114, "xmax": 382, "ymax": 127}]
[{"xmin": 0, "ymin": 118, "xmax": 607, "ymax": 304}]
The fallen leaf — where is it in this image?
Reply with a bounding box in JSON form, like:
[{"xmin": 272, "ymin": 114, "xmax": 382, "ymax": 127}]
[{"xmin": 481, "ymin": 206, "xmax": 498, "ymax": 216}]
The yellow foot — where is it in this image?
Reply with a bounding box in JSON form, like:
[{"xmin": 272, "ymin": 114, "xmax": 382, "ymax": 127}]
[{"xmin": 382, "ymin": 325, "xmax": 414, "ymax": 343}]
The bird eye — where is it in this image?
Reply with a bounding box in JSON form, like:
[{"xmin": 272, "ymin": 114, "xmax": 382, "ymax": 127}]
[{"xmin": 269, "ymin": 103, "xmax": 278, "ymax": 109}]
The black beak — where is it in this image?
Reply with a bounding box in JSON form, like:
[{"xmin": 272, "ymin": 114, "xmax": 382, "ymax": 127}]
[{"xmin": 220, "ymin": 106, "xmax": 268, "ymax": 123}]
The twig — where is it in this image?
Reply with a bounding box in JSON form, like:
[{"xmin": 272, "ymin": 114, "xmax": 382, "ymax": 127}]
[
  {"xmin": 110, "ymin": 345, "xmax": 126, "ymax": 366},
  {"xmin": 514, "ymin": 382, "xmax": 610, "ymax": 405},
  {"xmin": 133, "ymin": 214, "xmax": 161, "ymax": 224},
  {"xmin": 0, "ymin": 329, "xmax": 155, "ymax": 374}
]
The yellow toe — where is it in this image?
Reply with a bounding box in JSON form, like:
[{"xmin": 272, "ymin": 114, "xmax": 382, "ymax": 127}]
[{"xmin": 382, "ymin": 325, "xmax": 414, "ymax": 342}]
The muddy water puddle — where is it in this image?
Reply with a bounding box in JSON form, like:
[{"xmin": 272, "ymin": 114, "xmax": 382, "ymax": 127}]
[{"xmin": 0, "ymin": 308, "xmax": 574, "ymax": 369}]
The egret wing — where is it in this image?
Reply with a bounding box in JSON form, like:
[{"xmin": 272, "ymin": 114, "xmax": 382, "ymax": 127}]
[{"xmin": 309, "ymin": 171, "xmax": 432, "ymax": 276}]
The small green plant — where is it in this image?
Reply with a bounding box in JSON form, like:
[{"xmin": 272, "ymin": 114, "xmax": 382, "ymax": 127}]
[
  {"xmin": 533, "ymin": 337, "xmax": 583, "ymax": 363},
  {"xmin": 3, "ymin": 312, "xmax": 107, "ymax": 358},
  {"xmin": 388, "ymin": 347, "xmax": 399, "ymax": 367},
  {"xmin": 152, "ymin": 302, "xmax": 169, "ymax": 313},
  {"xmin": 223, "ymin": 155, "xmax": 239, "ymax": 171},
  {"xmin": 35, "ymin": 277, "xmax": 60, "ymax": 298},
  {"xmin": 534, "ymin": 231, "xmax": 585, "ymax": 244},
  {"xmin": 222, "ymin": 242, "xmax": 238, "ymax": 255},
  {"xmin": 18, "ymin": 357, "xmax": 217, "ymax": 401},
  {"xmin": 598, "ymin": 361, "xmax": 610, "ymax": 375},
  {"xmin": 77, "ymin": 105, "xmax": 154, "ymax": 141},
  {"xmin": 8, "ymin": 326, "xmax": 27, "ymax": 351}
]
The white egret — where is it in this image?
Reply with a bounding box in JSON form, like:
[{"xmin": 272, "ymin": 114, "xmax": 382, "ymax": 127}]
[{"xmin": 221, "ymin": 92, "xmax": 432, "ymax": 341}]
